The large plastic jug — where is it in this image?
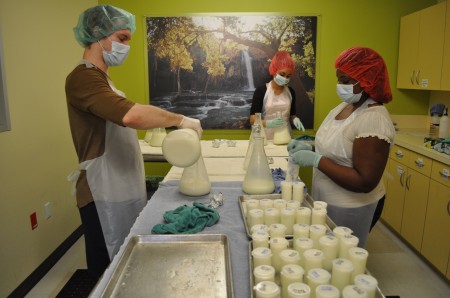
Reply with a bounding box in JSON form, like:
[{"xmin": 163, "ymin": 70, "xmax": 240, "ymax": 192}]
[
  {"xmin": 162, "ymin": 128, "xmax": 210, "ymax": 196},
  {"xmin": 162, "ymin": 129, "xmax": 201, "ymax": 167}
]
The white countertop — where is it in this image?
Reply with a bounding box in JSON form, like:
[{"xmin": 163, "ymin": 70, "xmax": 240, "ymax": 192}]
[
  {"xmin": 163, "ymin": 156, "xmax": 288, "ymax": 182},
  {"xmin": 140, "ymin": 139, "xmax": 289, "ymax": 160}
]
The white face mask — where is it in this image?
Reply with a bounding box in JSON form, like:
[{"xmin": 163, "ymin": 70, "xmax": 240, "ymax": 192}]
[
  {"xmin": 336, "ymin": 82, "xmax": 363, "ymax": 104},
  {"xmin": 98, "ymin": 39, "xmax": 130, "ymax": 66},
  {"xmin": 274, "ymin": 74, "xmax": 290, "ymax": 86}
]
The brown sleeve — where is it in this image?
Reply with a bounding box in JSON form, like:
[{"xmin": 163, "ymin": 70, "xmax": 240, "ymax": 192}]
[{"xmin": 65, "ymin": 65, "xmax": 135, "ymax": 125}]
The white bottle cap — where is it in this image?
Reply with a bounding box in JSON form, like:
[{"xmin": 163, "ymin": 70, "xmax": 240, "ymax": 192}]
[
  {"xmin": 252, "ymin": 247, "xmax": 273, "ymax": 258},
  {"xmin": 287, "ymin": 282, "xmax": 311, "ymax": 298},
  {"xmin": 342, "ymin": 285, "xmax": 368, "ymax": 298},
  {"xmin": 316, "ymin": 284, "xmax": 340, "ymax": 298},
  {"xmin": 280, "ymin": 249, "xmax": 301, "ymax": 264},
  {"xmin": 307, "ymin": 268, "xmax": 331, "ymax": 283},
  {"xmin": 253, "ymin": 280, "xmax": 280, "ymax": 297}
]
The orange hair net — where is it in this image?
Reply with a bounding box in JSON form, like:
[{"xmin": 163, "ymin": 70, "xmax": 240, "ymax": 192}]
[
  {"xmin": 269, "ymin": 51, "xmax": 295, "ymax": 76},
  {"xmin": 335, "ymin": 47, "xmax": 392, "ymax": 103}
]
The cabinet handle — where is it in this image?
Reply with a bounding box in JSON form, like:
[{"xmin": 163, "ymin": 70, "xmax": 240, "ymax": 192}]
[
  {"xmin": 406, "ymin": 174, "xmax": 411, "ymax": 190},
  {"xmin": 395, "ymin": 150, "xmax": 404, "ymax": 158},
  {"xmin": 410, "ymin": 70, "xmax": 415, "ymax": 85},
  {"xmin": 399, "ymin": 172, "xmax": 404, "ymax": 187},
  {"xmin": 414, "ymin": 159, "xmax": 424, "ymax": 168},
  {"xmin": 439, "ymin": 170, "xmax": 450, "ymax": 179},
  {"xmin": 448, "ymin": 200, "xmax": 450, "ymax": 216},
  {"xmin": 415, "ymin": 69, "xmax": 420, "ymax": 85}
]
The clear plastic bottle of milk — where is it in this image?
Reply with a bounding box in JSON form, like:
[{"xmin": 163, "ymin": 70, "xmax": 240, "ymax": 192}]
[{"xmin": 273, "ymin": 111, "xmax": 292, "ymax": 145}]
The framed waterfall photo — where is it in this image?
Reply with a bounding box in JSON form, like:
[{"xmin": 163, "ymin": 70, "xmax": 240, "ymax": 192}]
[{"xmin": 146, "ymin": 15, "xmax": 317, "ymax": 129}]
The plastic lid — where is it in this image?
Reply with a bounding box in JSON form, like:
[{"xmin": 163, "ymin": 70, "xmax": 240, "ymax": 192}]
[
  {"xmin": 281, "ymin": 264, "xmax": 305, "ymax": 277},
  {"xmin": 295, "ymin": 237, "xmax": 314, "ymax": 249},
  {"xmin": 279, "ymin": 249, "xmax": 301, "ymax": 262},
  {"xmin": 342, "ymin": 285, "xmax": 368, "ymax": 298},
  {"xmin": 269, "ymin": 223, "xmax": 287, "ymax": 231},
  {"xmin": 252, "ymin": 231, "xmax": 269, "ymax": 241},
  {"xmin": 254, "ymin": 265, "xmax": 275, "ymax": 278},
  {"xmin": 354, "ymin": 274, "xmax": 378, "ymax": 287},
  {"xmin": 307, "ymin": 268, "xmax": 331, "ymax": 283},
  {"xmin": 303, "ymin": 249, "xmax": 324, "ymax": 260},
  {"xmin": 332, "ymin": 258, "xmax": 354, "ymax": 272},
  {"xmin": 269, "ymin": 237, "xmax": 289, "ymax": 248},
  {"xmin": 253, "ymin": 280, "xmax": 280, "ymax": 296},
  {"xmin": 348, "ymin": 247, "xmax": 369, "ymax": 260},
  {"xmin": 251, "ymin": 224, "xmax": 270, "ymax": 233},
  {"xmin": 333, "ymin": 226, "xmax": 353, "ymax": 236},
  {"xmin": 287, "ymin": 282, "xmax": 311, "ymax": 297},
  {"xmin": 319, "ymin": 235, "xmax": 338, "ymax": 246},
  {"xmin": 252, "ymin": 247, "xmax": 272, "ymax": 257},
  {"xmin": 316, "ymin": 284, "xmax": 340, "ymax": 298}
]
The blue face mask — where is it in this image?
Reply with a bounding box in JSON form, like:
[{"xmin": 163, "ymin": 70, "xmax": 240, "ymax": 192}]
[
  {"xmin": 336, "ymin": 81, "xmax": 363, "ymax": 104},
  {"xmin": 98, "ymin": 39, "xmax": 130, "ymax": 66},
  {"xmin": 274, "ymin": 74, "xmax": 290, "ymax": 86}
]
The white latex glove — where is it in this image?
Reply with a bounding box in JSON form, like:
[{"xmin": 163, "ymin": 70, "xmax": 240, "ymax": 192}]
[
  {"xmin": 293, "ymin": 117, "xmax": 305, "ymax": 131},
  {"xmin": 178, "ymin": 116, "xmax": 203, "ymax": 138}
]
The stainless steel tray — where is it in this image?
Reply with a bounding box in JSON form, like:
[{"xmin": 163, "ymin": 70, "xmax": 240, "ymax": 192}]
[
  {"xmin": 101, "ymin": 234, "xmax": 234, "ymax": 298},
  {"xmin": 248, "ymin": 241, "xmax": 385, "ymax": 298},
  {"xmin": 239, "ymin": 193, "xmax": 337, "ymax": 238}
]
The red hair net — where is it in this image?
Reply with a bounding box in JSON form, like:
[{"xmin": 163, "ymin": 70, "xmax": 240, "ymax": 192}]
[
  {"xmin": 335, "ymin": 47, "xmax": 392, "ymax": 103},
  {"xmin": 269, "ymin": 51, "xmax": 295, "ymax": 76}
]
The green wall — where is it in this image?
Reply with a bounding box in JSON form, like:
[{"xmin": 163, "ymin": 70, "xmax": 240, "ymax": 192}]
[
  {"xmin": 99, "ymin": 0, "xmax": 437, "ymax": 176},
  {"xmin": 100, "ymin": 0, "xmax": 435, "ymax": 127}
]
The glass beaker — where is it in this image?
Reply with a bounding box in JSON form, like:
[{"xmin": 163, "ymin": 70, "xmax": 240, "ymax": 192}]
[
  {"xmin": 254, "ymin": 113, "xmax": 268, "ymax": 145},
  {"xmin": 179, "ymin": 155, "xmax": 211, "ymax": 196},
  {"xmin": 242, "ymin": 135, "xmax": 275, "ymax": 194},
  {"xmin": 144, "ymin": 129, "xmax": 153, "ymax": 143},
  {"xmin": 243, "ymin": 124, "xmax": 261, "ymax": 170},
  {"xmin": 149, "ymin": 127, "xmax": 167, "ymax": 147},
  {"xmin": 273, "ymin": 111, "xmax": 291, "ymax": 145}
]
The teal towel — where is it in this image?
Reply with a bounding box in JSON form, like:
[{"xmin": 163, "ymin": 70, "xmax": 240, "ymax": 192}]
[{"xmin": 151, "ymin": 202, "xmax": 220, "ymax": 234}]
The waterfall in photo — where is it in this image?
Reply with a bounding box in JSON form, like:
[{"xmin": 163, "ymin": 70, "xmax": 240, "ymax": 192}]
[{"xmin": 242, "ymin": 50, "xmax": 255, "ymax": 90}]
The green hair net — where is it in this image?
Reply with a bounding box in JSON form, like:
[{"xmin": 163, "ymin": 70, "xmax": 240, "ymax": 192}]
[{"xmin": 73, "ymin": 5, "xmax": 136, "ymax": 47}]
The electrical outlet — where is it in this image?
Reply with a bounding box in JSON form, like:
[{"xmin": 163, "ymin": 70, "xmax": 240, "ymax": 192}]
[
  {"xmin": 30, "ymin": 212, "xmax": 38, "ymax": 230},
  {"xmin": 44, "ymin": 202, "xmax": 52, "ymax": 219}
]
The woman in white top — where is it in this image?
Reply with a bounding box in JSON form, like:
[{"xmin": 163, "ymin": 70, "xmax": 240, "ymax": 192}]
[{"xmin": 288, "ymin": 47, "xmax": 396, "ymax": 247}]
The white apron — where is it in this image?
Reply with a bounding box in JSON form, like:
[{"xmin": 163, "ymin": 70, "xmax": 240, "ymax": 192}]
[
  {"xmin": 68, "ymin": 79, "xmax": 146, "ymax": 259},
  {"xmin": 262, "ymin": 82, "xmax": 292, "ymax": 139},
  {"xmin": 312, "ymin": 99, "xmax": 385, "ymax": 207}
]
